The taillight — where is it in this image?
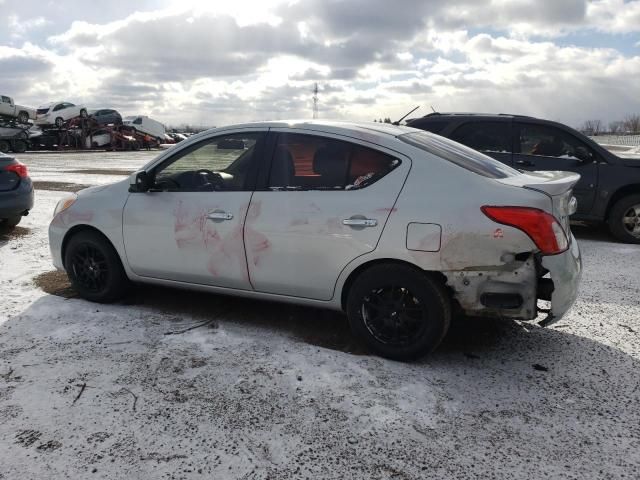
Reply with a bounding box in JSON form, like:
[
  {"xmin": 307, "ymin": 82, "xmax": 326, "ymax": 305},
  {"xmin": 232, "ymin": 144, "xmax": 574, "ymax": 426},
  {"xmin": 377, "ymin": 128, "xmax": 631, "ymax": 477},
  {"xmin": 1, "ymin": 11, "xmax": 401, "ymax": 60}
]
[
  {"xmin": 5, "ymin": 162, "xmax": 28, "ymax": 178},
  {"xmin": 481, "ymin": 206, "xmax": 569, "ymax": 255}
]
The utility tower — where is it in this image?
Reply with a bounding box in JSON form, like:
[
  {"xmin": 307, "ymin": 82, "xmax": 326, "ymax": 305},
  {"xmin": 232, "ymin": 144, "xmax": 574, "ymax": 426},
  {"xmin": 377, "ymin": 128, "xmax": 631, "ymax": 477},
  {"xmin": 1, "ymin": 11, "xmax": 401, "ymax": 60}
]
[{"xmin": 312, "ymin": 82, "xmax": 319, "ymax": 119}]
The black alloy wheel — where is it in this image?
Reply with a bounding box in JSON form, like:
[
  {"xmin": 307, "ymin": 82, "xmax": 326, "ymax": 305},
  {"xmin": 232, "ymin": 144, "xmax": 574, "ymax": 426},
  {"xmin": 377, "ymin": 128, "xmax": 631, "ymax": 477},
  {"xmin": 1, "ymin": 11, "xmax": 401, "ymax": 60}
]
[
  {"xmin": 69, "ymin": 243, "xmax": 109, "ymax": 293},
  {"xmin": 64, "ymin": 230, "xmax": 129, "ymax": 302},
  {"xmin": 361, "ymin": 286, "xmax": 427, "ymax": 347},
  {"xmin": 347, "ymin": 264, "xmax": 451, "ymax": 360}
]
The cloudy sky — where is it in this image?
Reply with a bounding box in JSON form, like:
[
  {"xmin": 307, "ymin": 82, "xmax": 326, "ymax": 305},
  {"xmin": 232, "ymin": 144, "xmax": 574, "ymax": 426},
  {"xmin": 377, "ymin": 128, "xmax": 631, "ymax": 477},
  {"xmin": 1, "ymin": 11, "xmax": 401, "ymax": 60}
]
[{"xmin": 1, "ymin": 0, "xmax": 639, "ymax": 128}]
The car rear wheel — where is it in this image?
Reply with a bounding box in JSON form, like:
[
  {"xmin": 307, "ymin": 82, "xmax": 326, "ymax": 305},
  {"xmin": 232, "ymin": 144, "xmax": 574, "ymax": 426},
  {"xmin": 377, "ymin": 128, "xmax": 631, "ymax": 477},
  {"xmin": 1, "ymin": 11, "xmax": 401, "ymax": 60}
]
[
  {"xmin": 64, "ymin": 230, "xmax": 129, "ymax": 303},
  {"xmin": 608, "ymin": 194, "xmax": 640, "ymax": 244},
  {"xmin": 0, "ymin": 140, "xmax": 9, "ymax": 153},
  {"xmin": 55, "ymin": 117, "xmax": 64, "ymax": 128},
  {"xmin": 0, "ymin": 215, "xmax": 22, "ymax": 231},
  {"xmin": 18, "ymin": 111, "xmax": 29, "ymax": 124},
  {"xmin": 80, "ymin": 109, "xmax": 88, "ymax": 119},
  {"xmin": 346, "ymin": 264, "xmax": 451, "ymax": 360}
]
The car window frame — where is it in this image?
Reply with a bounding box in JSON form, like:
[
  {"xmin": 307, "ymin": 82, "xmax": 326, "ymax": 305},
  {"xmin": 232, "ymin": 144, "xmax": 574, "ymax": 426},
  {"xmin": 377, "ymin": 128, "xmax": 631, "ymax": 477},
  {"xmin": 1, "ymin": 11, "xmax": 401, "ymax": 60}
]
[
  {"xmin": 148, "ymin": 129, "xmax": 268, "ymax": 193},
  {"xmin": 258, "ymin": 130, "xmax": 403, "ymax": 192},
  {"xmin": 514, "ymin": 121, "xmax": 600, "ymax": 162}
]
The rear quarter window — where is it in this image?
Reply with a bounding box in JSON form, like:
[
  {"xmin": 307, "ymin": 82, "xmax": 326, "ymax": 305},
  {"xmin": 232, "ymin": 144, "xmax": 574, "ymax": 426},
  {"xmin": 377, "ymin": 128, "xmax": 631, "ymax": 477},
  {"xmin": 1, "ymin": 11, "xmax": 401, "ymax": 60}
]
[{"xmin": 400, "ymin": 131, "xmax": 520, "ymax": 179}]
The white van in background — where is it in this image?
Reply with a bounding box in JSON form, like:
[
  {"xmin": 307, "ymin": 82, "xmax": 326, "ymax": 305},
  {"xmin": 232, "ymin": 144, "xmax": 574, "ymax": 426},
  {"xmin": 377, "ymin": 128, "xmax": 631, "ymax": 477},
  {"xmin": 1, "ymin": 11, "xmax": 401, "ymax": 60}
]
[{"xmin": 123, "ymin": 115, "xmax": 166, "ymax": 140}]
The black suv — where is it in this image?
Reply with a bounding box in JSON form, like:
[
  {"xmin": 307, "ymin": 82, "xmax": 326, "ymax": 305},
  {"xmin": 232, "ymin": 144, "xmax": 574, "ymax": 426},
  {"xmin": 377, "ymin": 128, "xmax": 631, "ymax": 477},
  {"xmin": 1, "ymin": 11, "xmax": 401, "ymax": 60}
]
[{"xmin": 406, "ymin": 113, "xmax": 640, "ymax": 243}]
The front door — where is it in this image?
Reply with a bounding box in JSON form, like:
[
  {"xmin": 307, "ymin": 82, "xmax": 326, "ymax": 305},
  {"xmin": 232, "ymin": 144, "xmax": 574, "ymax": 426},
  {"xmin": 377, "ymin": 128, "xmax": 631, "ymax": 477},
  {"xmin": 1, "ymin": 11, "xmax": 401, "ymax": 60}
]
[
  {"xmin": 513, "ymin": 122, "xmax": 599, "ymax": 214},
  {"xmin": 122, "ymin": 130, "xmax": 266, "ymax": 289},
  {"xmin": 246, "ymin": 131, "xmax": 410, "ymax": 300}
]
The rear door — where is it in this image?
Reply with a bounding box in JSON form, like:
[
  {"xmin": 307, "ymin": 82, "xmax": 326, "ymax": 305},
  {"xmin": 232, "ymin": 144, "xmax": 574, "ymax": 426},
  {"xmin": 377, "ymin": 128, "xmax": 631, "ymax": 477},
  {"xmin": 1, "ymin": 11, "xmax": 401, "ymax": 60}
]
[
  {"xmin": 122, "ymin": 129, "xmax": 266, "ymax": 289},
  {"xmin": 513, "ymin": 122, "xmax": 598, "ymax": 214},
  {"xmin": 246, "ymin": 130, "xmax": 410, "ymax": 300},
  {"xmin": 449, "ymin": 120, "xmax": 514, "ymax": 166}
]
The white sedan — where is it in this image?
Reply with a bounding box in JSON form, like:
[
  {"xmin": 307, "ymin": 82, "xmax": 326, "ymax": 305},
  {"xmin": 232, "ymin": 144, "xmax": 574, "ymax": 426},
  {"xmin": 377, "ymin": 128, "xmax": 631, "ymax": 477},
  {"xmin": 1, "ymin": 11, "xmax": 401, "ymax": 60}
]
[
  {"xmin": 35, "ymin": 102, "xmax": 88, "ymax": 128},
  {"xmin": 48, "ymin": 121, "xmax": 582, "ymax": 360}
]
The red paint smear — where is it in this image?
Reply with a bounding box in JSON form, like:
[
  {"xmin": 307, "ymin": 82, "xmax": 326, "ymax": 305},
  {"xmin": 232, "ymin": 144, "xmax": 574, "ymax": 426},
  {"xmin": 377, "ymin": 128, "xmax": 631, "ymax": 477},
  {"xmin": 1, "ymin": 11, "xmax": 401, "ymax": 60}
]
[
  {"xmin": 173, "ymin": 201, "xmax": 270, "ymax": 281},
  {"xmin": 65, "ymin": 210, "xmax": 94, "ymax": 223},
  {"xmin": 374, "ymin": 207, "xmax": 397, "ymax": 214}
]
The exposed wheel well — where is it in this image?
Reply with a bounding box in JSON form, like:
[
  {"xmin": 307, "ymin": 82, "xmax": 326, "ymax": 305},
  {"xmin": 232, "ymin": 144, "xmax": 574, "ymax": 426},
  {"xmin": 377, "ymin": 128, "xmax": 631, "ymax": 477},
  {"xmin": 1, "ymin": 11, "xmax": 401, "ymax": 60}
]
[
  {"xmin": 605, "ymin": 185, "xmax": 640, "ymax": 220},
  {"xmin": 61, "ymin": 225, "xmax": 119, "ymax": 268},
  {"xmin": 339, "ymin": 258, "xmax": 448, "ymax": 310}
]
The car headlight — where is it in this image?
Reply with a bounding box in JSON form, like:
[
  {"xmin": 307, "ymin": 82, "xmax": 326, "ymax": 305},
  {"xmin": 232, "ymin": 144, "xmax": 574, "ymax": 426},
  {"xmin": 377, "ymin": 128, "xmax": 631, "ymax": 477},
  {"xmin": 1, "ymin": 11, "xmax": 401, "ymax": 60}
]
[{"xmin": 53, "ymin": 193, "xmax": 78, "ymax": 217}]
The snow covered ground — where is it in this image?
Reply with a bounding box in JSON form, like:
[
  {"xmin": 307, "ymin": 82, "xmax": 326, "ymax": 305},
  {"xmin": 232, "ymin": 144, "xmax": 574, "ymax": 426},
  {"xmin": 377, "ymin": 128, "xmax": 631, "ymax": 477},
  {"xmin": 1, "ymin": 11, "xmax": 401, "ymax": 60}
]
[{"xmin": 0, "ymin": 151, "xmax": 639, "ymax": 479}]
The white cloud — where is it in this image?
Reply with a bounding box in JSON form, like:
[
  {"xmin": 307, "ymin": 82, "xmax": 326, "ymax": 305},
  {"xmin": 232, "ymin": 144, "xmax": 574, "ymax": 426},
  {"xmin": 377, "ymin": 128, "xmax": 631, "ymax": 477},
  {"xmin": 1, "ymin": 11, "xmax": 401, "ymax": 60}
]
[{"xmin": 0, "ymin": 0, "xmax": 639, "ymax": 127}]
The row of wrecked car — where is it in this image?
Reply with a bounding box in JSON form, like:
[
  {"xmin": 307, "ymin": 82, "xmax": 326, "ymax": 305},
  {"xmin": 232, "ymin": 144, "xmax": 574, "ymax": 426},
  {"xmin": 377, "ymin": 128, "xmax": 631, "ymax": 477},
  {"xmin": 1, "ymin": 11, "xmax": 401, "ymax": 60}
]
[{"xmin": 1, "ymin": 95, "xmax": 169, "ymax": 141}]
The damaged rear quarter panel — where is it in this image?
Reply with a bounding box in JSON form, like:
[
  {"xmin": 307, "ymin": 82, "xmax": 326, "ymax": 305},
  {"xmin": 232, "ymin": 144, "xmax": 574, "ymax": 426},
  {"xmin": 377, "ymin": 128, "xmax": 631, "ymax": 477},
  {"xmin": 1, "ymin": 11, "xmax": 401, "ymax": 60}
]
[{"xmin": 339, "ymin": 146, "xmax": 554, "ymax": 318}]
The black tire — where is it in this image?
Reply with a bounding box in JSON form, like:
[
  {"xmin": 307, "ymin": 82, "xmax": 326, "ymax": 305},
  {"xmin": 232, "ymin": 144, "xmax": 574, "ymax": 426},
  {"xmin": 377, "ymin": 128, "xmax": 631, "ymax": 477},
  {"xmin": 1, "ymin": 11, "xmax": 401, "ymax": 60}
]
[
  {"xmin": 0, "ymin": 140, "xmax": 9, "ymax": 153},
  {"xmin": 80, "ymin": 109, "xmax": 88, "ymax": 119},
  {"xmin": 17, "ymin": 111, "xmax": 29, "ymax": 124},
  {"xmin": 55, "ymin": 117, "xmax": 64, "ymax": 128},
  {"xmin": 64, "ymin": 230, "xmax": 129, "ymax": 303},
  {"xmin": 608, "ymin": 194, "xmax": 640, "ymax": 244},
  {"xmin": 0, "ymin": 215, "xmax": 21, "ymax": 231},
  {"xmin": 346, "ymin": 264, "xmax": 451, "ymax": 361},
  {"xmin": 12, "ymin": 140, "xmax": 27, "ymax": 153}
]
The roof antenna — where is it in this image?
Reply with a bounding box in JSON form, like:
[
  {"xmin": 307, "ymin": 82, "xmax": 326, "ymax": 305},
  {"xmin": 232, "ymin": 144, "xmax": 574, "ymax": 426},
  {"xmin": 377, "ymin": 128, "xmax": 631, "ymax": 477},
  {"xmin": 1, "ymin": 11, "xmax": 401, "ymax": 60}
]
[
  {"xmin": 430, "ymin": 105, "xmax": 437, "ymax": 113},
  {"xmin": 392, "ymin": 105, "xmax": 420, "ymax": 125}
]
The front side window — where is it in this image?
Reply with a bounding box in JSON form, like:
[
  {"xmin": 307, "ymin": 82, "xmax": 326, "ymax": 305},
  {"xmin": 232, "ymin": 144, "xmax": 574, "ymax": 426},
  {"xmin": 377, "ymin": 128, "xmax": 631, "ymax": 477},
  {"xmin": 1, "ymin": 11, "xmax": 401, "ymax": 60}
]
[
  {"xmin": 451, "ymin": 121, "xmax": 512, "ymax": 154},
  {"xmin": 153, "ymin": 132, "xmax": 263, "ymax": 192},
  {"xmin": 517, "ymin": 123, "xmax": 594, "ymax": 161},
  {"xmin": 1, "ymin": 96, "xmax": 10, "ymax": 103},
  {"xmin": 133, "ymin": 117, "xmax": 142, "ymax": 125},
  {"xmin": 53, "ymin": 104, "xmax": 64, "ymax": 111},
  {"xmin": 268, "ymin": 133, "xmax": 400, "ymax": 190}
]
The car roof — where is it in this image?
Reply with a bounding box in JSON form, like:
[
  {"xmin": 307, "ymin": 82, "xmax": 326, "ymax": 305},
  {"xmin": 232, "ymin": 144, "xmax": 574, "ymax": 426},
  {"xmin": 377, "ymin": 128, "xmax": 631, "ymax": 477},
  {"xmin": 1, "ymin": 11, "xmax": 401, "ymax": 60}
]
[
  {"xmin": 199, "ymin": 120, "xmax": 420, "ymax": 140},
  {"xmin": 407, "ymin": 112, "xmax": 538, "ymax": 122}
]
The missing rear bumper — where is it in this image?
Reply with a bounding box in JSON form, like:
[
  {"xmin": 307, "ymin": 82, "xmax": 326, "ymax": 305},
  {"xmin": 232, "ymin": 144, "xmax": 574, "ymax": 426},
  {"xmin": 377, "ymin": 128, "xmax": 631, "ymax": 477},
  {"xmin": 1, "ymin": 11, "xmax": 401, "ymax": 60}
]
[{"xmin": 444, "ymin": 234, "xmax": 582, "ymax": 324}]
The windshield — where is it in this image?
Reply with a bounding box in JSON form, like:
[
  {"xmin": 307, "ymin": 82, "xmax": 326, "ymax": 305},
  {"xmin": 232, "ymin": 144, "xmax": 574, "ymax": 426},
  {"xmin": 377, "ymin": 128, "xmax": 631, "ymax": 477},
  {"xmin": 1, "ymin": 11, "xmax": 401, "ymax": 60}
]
[{"xmin": 400, "ymin": 131, "xmax": 520, "ymax": 179}]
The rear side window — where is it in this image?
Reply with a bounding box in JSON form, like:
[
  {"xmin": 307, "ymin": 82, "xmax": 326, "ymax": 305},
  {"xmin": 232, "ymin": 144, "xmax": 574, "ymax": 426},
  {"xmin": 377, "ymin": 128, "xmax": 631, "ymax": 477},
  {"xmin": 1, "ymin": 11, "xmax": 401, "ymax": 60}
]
[
  {"xmin": 268, "ymin": 133, "xmax": 400, "ymax": 190},
  {"xmin": 451, "ymin": 122, "xmax": 512, "ymax": 154},
  {"xmin": 400, "ymin": 131, "xmax": 520, "ymax": 179}
]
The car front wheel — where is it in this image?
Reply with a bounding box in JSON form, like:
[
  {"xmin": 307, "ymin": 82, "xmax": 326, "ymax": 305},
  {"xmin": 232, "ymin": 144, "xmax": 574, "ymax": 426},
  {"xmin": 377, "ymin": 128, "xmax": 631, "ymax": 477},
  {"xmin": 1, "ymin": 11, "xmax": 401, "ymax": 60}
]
[
  {"xmin": 55, "ymin": 117, "xmax": 64, "ymax": 128},
  {"xmin": 64, "ymin": 230, "xmax": 129, "ymax": 302},
  {"xmin": 346, "ymin": 264, "xmax": 451, "ymax": 360},
  {"xmin": 80, "ymin": 109, "xmax": 88, "ymax": 118},
  {"xmin": 608, "ymin": 194, "xmax": 640, "ymax": 244}
]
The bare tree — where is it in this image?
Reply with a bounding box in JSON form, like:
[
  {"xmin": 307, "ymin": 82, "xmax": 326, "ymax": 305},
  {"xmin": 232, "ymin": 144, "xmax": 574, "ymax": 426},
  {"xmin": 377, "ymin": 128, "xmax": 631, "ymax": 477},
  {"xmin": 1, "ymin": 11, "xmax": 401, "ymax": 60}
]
[
  {"xmin": 581, "ymin": 119, "xmax": 603, "ymax": 136},
  {"xmin": 624, "ymin": 114, "xmax": 640, "ymax": 134},
  {"xmin": 608, "ymin": 121, "xmax": 624, "ymax": 134}
]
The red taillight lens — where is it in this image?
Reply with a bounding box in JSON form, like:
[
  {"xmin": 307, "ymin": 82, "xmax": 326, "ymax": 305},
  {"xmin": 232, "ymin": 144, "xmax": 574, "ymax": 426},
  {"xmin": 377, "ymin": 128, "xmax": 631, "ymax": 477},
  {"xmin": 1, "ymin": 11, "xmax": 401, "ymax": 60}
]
[
  {"xmin": 481, "ymin": 206, "xmax": 569, "ymax": 255},
  {"xmin": 5, "ymin": 162, "xmax": 28, "ymax": 178}
]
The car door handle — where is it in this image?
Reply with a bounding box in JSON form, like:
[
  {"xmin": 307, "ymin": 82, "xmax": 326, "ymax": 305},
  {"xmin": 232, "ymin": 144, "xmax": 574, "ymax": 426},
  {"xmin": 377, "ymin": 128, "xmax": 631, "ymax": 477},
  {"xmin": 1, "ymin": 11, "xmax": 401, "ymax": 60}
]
[
  {"xmin": 515, "ymin": 160, "xmax": 535, "ymax": 167},
  {"xmin": 342, "ymin": 218, "xmax": 377, "ymax": 227},
  {"xmin": 207, "ymin": 211, "xmax": 233, "ymax": 221}
]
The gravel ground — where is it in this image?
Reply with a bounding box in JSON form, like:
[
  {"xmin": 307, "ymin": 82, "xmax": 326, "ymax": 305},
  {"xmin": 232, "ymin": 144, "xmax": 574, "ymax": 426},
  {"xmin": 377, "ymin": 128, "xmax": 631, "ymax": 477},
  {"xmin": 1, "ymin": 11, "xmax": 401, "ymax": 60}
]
[{"xmin": 0, "ymin": 151, "xmax": 639, "ymax": 479}]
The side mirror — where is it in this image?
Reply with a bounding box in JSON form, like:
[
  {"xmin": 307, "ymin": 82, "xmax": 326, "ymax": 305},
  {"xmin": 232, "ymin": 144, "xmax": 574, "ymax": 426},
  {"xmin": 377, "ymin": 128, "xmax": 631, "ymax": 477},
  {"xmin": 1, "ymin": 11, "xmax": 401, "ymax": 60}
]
[
  {"xmin": 574, "ymin": 146, "xmax": 594, "ymax": 163},
  {"xmin": 129, "ymin": 170, "xmax": 152, "ymax": 192}
]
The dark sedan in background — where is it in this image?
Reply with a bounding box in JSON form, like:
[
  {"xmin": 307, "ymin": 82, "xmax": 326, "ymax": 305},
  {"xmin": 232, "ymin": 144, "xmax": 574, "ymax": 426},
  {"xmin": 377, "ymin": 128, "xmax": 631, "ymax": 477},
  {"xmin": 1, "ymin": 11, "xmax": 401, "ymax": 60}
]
[
  {"xmin": 0, "ymin": 152, "xmax": 33, "ymax": 230},
  {"xmin": 89, "ymin": 109, "xmax": 122, "ymax": 126},
  {"xmin": 407, "ymin": 113, "xmax": 640, "ymax": 243}
]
